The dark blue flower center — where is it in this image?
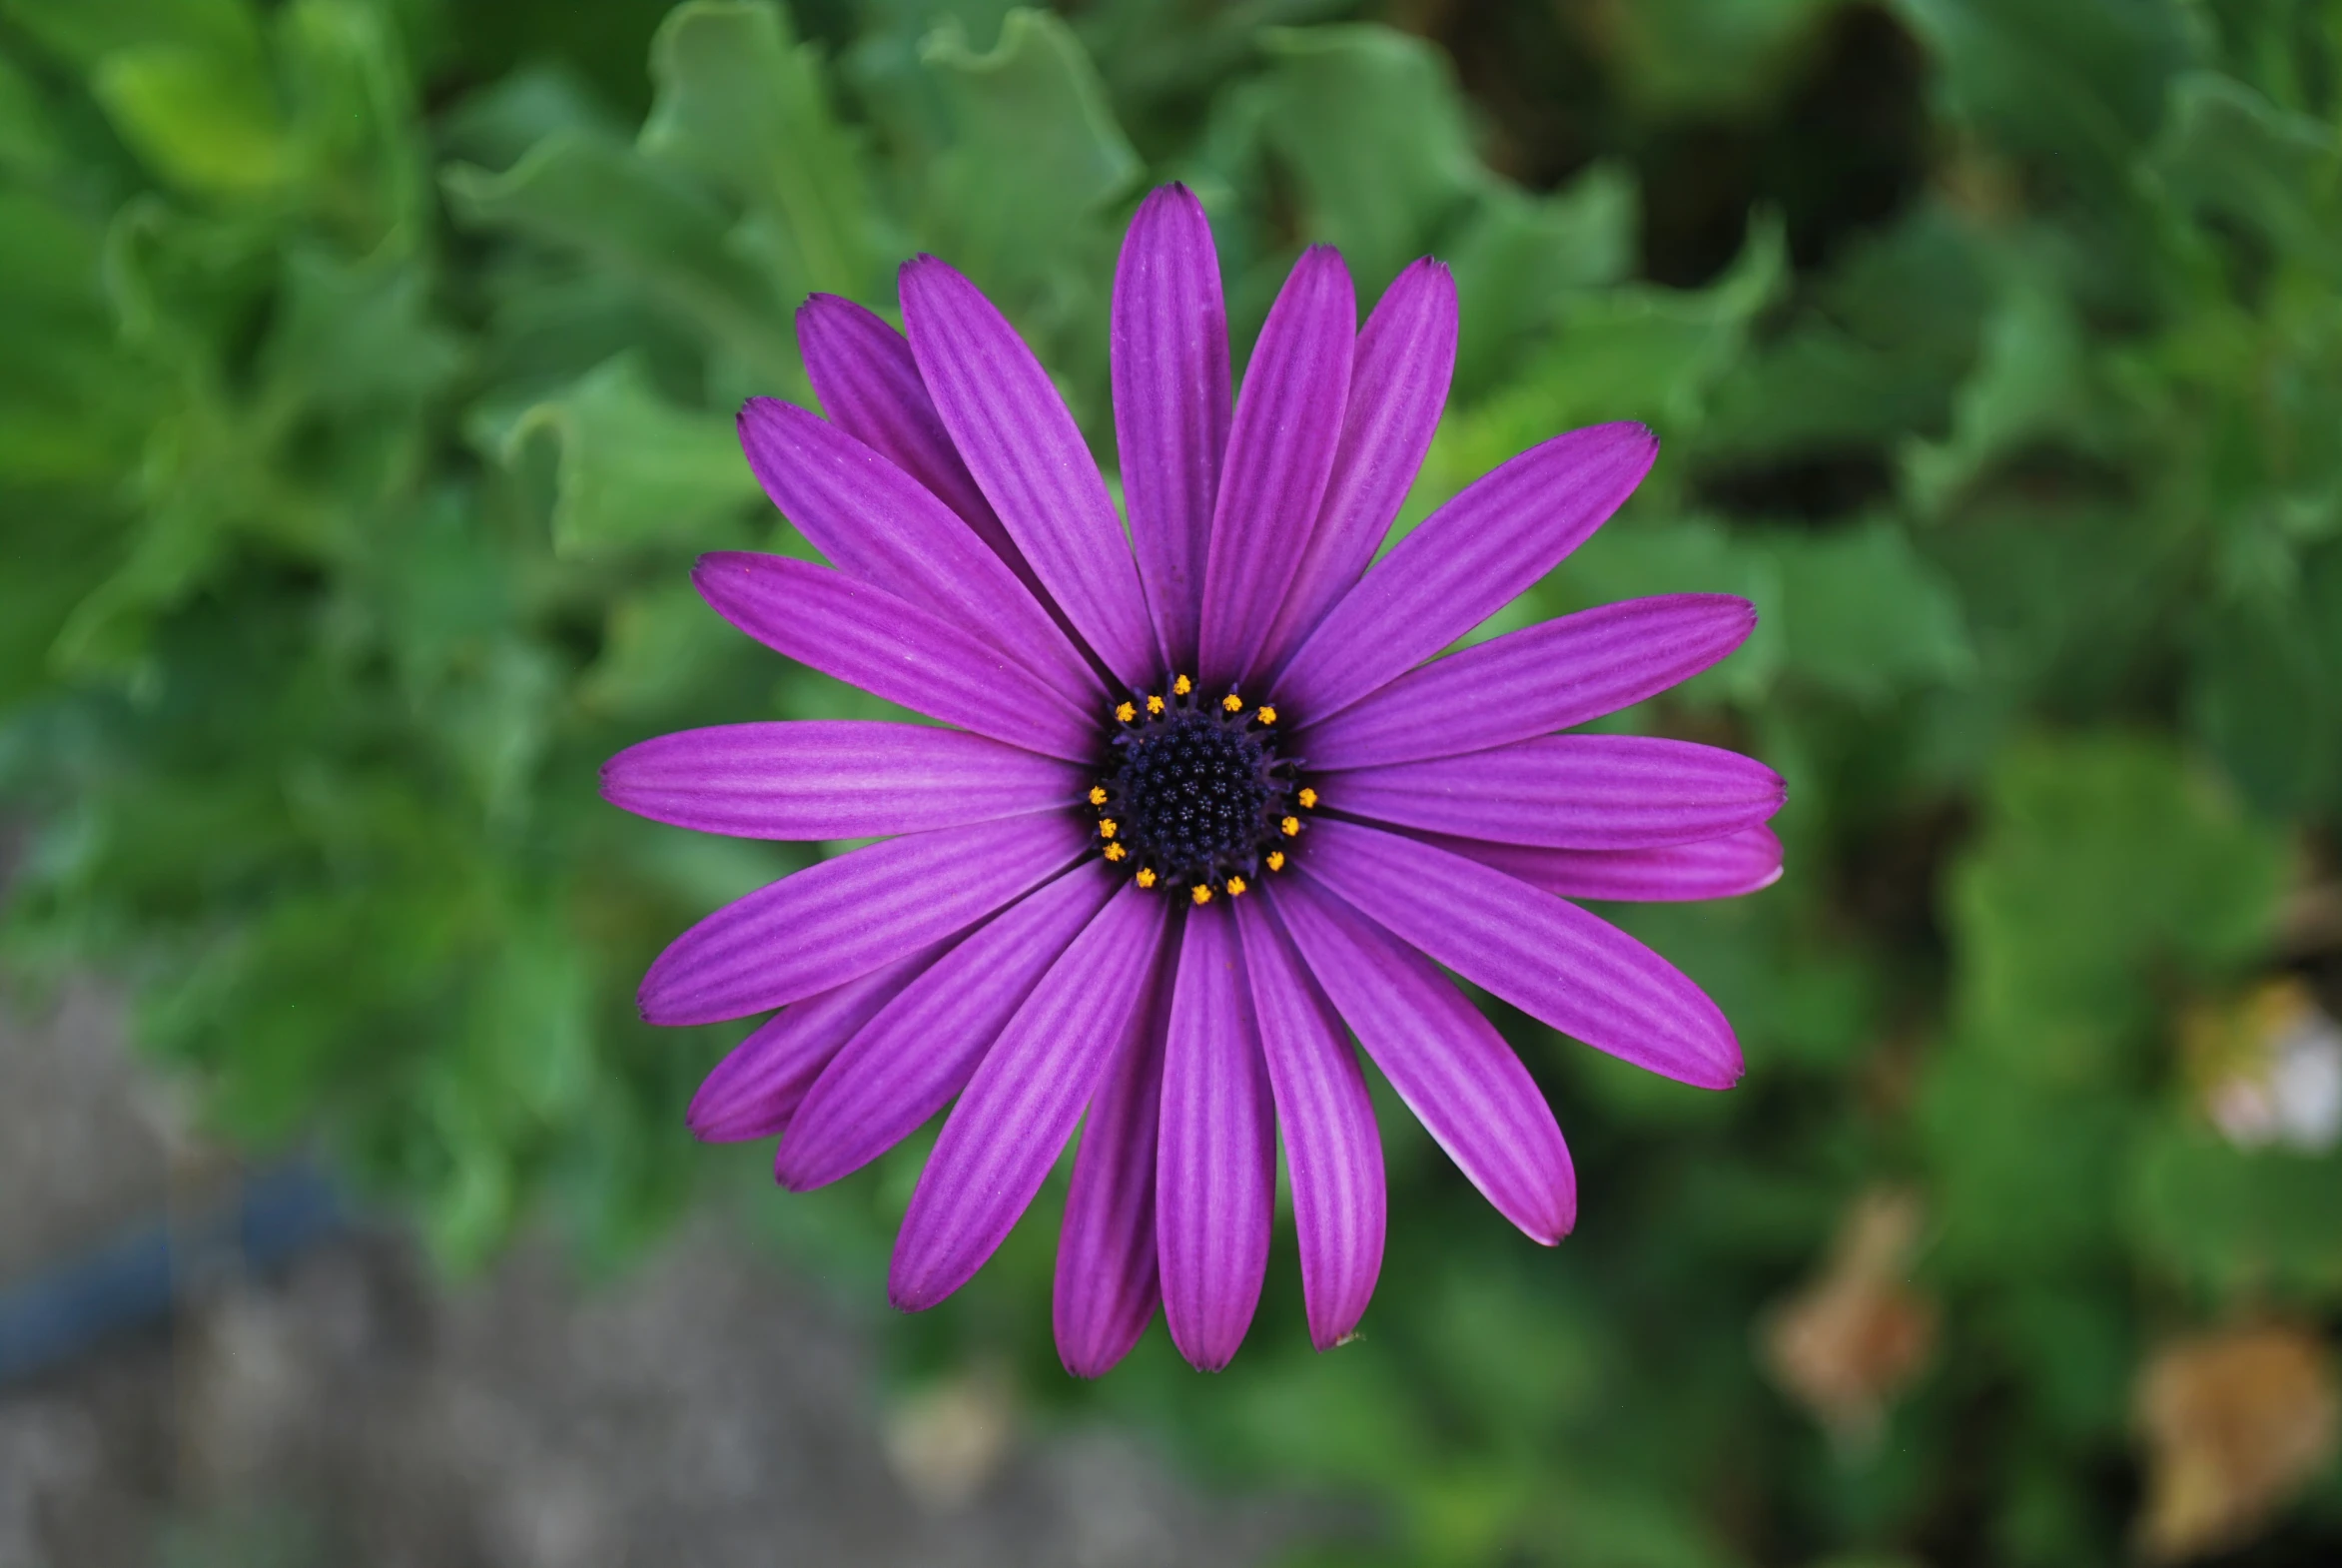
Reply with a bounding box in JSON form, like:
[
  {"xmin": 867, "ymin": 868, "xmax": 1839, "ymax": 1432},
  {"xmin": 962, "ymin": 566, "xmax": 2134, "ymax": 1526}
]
[{"xmin": 1089, "ymin": 680, "xmax": 1311, "ymax": 901}]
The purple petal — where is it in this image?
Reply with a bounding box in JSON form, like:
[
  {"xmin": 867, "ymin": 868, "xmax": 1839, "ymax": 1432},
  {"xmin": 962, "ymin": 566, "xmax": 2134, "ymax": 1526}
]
[
  {"xmin": 1324, "ymin": 734, "xmax": 1786, "ymax": 850},
  {"xmin": 890, "ymin": 883, "xmax": 1172, "ymax": 1309},
  {"xmin": 1156, "ymin": 905, "xmax": 1274, "ymax": 1371},
  {"xmin": 1269, "ymin": 877, "xmax": 1574, "ymax": 1244},
  {"xmin": 1234, "ymin": 897, "xmax": 1384, "ymax": 1350},
  {"xmin": 900, "ymin": 256, "xmax": 1158, "ymax": 688},
  {"xmin": 1273, "ymin": 422, "xmax": 1659, "ymax": 723},
  {"xmin": 1299, "ymin": 818, "xmax": 1743, "ymax": 1089},
  {"xmin": 685, "ymin": 945, "xmax": 944, "ymax": 1143},
  {"xmin": 1053, "ymin": 935, "xmax": 1179, "ymax": 1378},
  {"xmin": 776, "ymin": 862, "xmax": 1118, "ymax": 1190},
  {"xmin": 603, "ymin": 720, "xmax": 1083, "ymax": 840},
  {"xmin": 1296, "ymin": 594, "xmax": 1757, "ymax": 769},
  {"xmin": 1196, "ymin": 247, "xmax": 1355, "ymax": 690},
  {"xmin": 796, "ymin": 293, "xmax": 1042, "ymax": 592},
  {"xmin": 692, "ymin": 552, "xmax": 1098, "ymax": 763},
  {"xmin": 1112, "ymin": 184, "xmax": 1229, "ymax": 676},
  {"xmin": 638, "ymin": 812, "xmax": 1089, "ymax": 1027},
  {"xmin": 1423, "ymin": 826, "xmax": 1786, "ymax": 903},
  {"xmin": 737, "ymin": 397, "xmax": 1103, "ymax": 701},
  {"xmin": 1254, "ymin": 260, "xmax": 1458, "ymax": 682}
]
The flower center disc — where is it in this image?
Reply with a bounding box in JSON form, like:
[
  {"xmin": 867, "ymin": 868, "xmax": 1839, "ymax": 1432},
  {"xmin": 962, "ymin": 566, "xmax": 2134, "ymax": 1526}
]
[{"xmin": 1091, "ymin": 682, "xmax": 1308, "ymax": 897}]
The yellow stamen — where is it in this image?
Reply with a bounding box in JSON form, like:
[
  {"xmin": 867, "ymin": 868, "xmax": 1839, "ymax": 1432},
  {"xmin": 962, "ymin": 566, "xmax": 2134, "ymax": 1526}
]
[
  {"xmin": 1147, "ymin": 694, "xmax": 1165, "ymax": 715},
  {"xmin": 1265, "ymin": 850, "xmax": 1285, "ymax": 872},
  {"xmin": 1136, "ymin": 867, "xmax": 1158, "ymax": 889},
  {"xmin": 1115, "ymin": 701, "xmax": 1136, "ymax": 723},
  {"xmin": 1190, "ymin": 884, "xmax": 1213, "ymax": 906},
  {"xmin": 1221, "ymin": 693, "xmax": 1243, "ymax": 713},
  {"xmin": 1098, "ymin": 819, "xmax": 1118, "ymax": 840},
  {"xmin": 1297, "ymin": 787, "xmax": 1318, "ymax": 809},
  {"xmin": 1088, "ymin": 786, "xmax": 1108, "ymax": 807},
  {"xmin": 1103, "ymin": 842, "xmax": 1127, "ymax": 862},
  {"xmin": 1225, "ymin": 876, "xmax": 1247, "ymax": 896},
  {"xmin": 1281, "ymin": 816, "xmax": 1300, "ymax": 837},
  {"xmin": 1255, "ymin": 705, "xmax": 1277, "ymax": 725},
  {"xmin": 1172, "ymin": 674, "xmax": 1192, "ymax": 695}
]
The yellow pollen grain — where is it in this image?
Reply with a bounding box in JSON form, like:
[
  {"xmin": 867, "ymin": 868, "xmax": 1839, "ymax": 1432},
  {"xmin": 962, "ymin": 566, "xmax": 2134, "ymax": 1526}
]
[
  {"xmin": 1136, "ymin": 868, "xmax": 1158, "ymax": 889},
  {"xmin": 1225, "ymin": 876, "xmax": 1247, "ymax": 897},
  {"xmin": 1115, "ymin": 701, "xmax": 1136, "ymax": 723},
  {"xmin": 1172, "ymin": 675, "xmax": 1192, "ymax": 695},
  {"xmin": 1190, "ymin": 885, "xmax": 1213, "ymax": 906},
  {"xmin": 1088, "ymin": 786, "xmax": 1108, "ymax": 806},
  {"xmin": 1297, "ymin": 787, "xmax": 1318, "ymax": 809},
  {"xmin": 1255, "ymin": 706, "xmax": 1276, "ymax": 726},
  {"xmin": 1221, "ymin": 693, "xmax": 1243, "ymax": 713},
  {"xmin": 1147, "ymin": 694, "xmax": 1165, "ymax": 715},
  {"xmin": 1098, "ymin": 819, "xmax": 1118, "ymax": 840},
  {"xmin": 1281, "ymin": 816, "xmax": 1300, "ymax": 837},
  {"xmin": 1103, "ymin": 842, "xmax": 1127, "ymax": 862},
  {"xmin": 1265, "ymin": 850, "xmax": 1285, "ymax": 872}
]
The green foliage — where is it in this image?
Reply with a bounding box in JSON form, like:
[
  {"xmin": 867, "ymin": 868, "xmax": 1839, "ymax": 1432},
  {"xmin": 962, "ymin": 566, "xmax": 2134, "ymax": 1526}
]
[{"xmin": 5, "ymin": 0, "xmax": 2342, "ymax": 1564}]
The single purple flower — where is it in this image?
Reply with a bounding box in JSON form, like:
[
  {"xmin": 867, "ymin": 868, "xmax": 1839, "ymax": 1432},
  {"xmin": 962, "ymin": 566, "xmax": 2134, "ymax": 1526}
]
[{"xmin": 603, "ymin": 186, "xmax": 1784, "ymax": 1375}]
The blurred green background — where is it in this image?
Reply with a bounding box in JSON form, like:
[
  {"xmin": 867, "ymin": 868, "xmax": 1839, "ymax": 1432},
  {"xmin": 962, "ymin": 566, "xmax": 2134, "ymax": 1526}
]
[{"xmin": 5, "ymin": 0, "xmax": 2342, "ymax": 1563}]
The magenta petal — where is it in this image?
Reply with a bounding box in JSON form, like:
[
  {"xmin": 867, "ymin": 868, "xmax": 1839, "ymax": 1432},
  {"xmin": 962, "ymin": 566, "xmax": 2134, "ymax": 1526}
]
[
  {"xmin": 1423, "ymin": 826, "xmax": 1786, "ymax": 903},
  {"xmin": 1270, "ymin": 877, "xmax": 1574, "ymax": 1244},
  {"xmin": 685, "ymin": 945, "xmax": 943, "ymax": 1143},
  {"xmin": 692, "ymin": 552, "xmax": 1097, "ymax": 763},
  {"xmin": 795, "ymin": 293, "xmax": 1042, "ymax": 592},
  {"xmin": 737, "ymin": 397, "xmax": 1103, "ymax": 701},
  {"xmin": 638, "ymin": 812, "xmax": 1088, "ymax": 1027},
  {"xmin": 776, "ymin": 862, "xmax": 1118, "ymax": 1190},
  {"xmin": 1326, "ymin": 734, "xmax": 1786, "ymax": 851},
  {"xmin": 1053, "ymin": 938, "xmax": 1179, "ymax": 1378},
  {"xmin": 1113, "ymin": 185, "xmax": 1229, "ymax": 676},
  {"xmin": 890, "ymin": 884, "xmax": 1172, "ymax": 1310},
  {"xmin": 1301, "ymin": 818, "xmax": 1742, "ymax": 1089},
  {"xmin": 900, "ymin": 256, "xmax": 1158, "ymax": 688},
  {"xmin": 602, "ymin": 721, "xmax": 1083, "ymax": 840},
  {"xmin": 1197, "ymin": 247, "xmax": 1355, "ymax": 690},
  {"xmin": 1273, "ymin": 422, "xmax": 1659, "ymax": 723},
  {"xmin": 1254, "ymin": 259, "xmax": 1458, "ymax": 682},
  {"xmin": 1296, "ymin": 594, "xmax": 1758, "ymax": 769},
  {"xmin": 1156, "ymin": 906, "xmax": 1274, "ymax": 1371},
  {"xmin": 1235, "ymin": 897, "xmax": 1384, "ymax": 1351}
]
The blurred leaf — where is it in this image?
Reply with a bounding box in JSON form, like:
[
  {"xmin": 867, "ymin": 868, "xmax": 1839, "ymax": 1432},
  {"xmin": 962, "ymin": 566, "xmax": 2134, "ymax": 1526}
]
[
  {"xmin": 916, "ymin": 8, "xmax": 1140, "ymax": 301},
  {"xmin": 1587, "ymin": 0, "xmax": 1853, "ymax": 118},
  {"xmin": 1772, "ymin": 519, "xmax": 1974, "ymax": 703},
  {"xmin": 2185, "ymin": 590, "xmax": 2338, "ymax": 814},
  {"xmin": 2129, "ymin": 1124, "xmax": 2342, "ymax": 1300},
  {"xmin": 2150, "ymin": 69, "xmax": 2342, "ymax": 267},
  {"xmin": 443, "ymin": 131, "xmax": 800, "ymax": 380},
  {"xmin": 1256, "ymin": 23, "xmax": 1481, "ymax": 296},
  {"xmin": 641, "ymin": 0, "xmax": 878, "ymax": 299},
  {"xmin": 496, "ymin": 350, "xmax": 760, "ymax": 559},
  {"xmin": 1901, "ymin": 256, "xmax": 2089, "ymax": 514},
  {"xmin": 91, "ymin": 42, "xmax": 289, "ymax": 196}
]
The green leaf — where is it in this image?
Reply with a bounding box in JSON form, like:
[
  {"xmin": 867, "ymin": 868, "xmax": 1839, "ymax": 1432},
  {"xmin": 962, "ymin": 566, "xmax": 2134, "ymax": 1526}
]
[
  {"xmin": 497, "ymin": 351, "xmax": 761, "ymax": 558},
  {"xmin": 1591, "ymin": 0, "xmax": 1853, "ymax": 118},
  {"xmin": 1771, "ymin": 519, "xmax": 1974, "ymax": 703},
  {"xmin": 1444, "ymin": 164, "xmax": 1638, "ymax": 398},
  {"xmin": 2150, "ymin": 69, "xmax": 2342, "ymax": 268},
  {"xmin": 1255, "ymin": 24, "xmax": 1482, "ymax": 296},
  {"xmin": 91, "ymin": 42, "xmax": 290, "ymax": 196},
  {"xmin": 2185, "ymin": 589, "xmax": 2337, "ymax": 815},
  {"xmin": 2129, "ymin": 1124, "xmax": 2342, "ymax": 1300},
  {"xmin": 642, "ymin": 0, "xmax": 878, "ymax": 300},
  {"xmin": 1901, "ymin": 258, "xmax": 2089, "ymax": 515},
  {"xmin": 916, "ymin": 8, "xmax": 1140, "ymax": 300},
  {"xmin": 443, "ymin": 131, "xmax": 800, "ymax": 381}
]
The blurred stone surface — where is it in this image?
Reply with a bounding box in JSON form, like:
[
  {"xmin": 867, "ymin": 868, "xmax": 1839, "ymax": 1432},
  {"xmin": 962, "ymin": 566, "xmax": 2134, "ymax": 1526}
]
[{"xmin": 0, "ymin": 983, "xmax": 1303, "ymax": 1568}]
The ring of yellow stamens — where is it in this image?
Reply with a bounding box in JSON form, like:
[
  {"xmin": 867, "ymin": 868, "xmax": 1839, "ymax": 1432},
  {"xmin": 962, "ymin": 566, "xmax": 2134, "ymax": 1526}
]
[
  {"xmin": 1103, "ymin": 842, "xmax": 1126, "ymax": 862},
  {"xmin": 1190, "ymin": 885, "xmax": 1213, "ymax": 906},
  {"xmin": 1098, "ymin": 819, "xmax": 1118, "ymax": 840},
  {"xmin": 1088, "ymin": 785, "xmax": 1108, "ymax": 807},
  {"xmin": 1281, "ymin": 815, "xmax": 1301, "ymax": 837},
  {"xmin": 1296, "ymin": 787, "xmax": 1317, "ymax": 809},
  {"xmin": 1220, "ymin": 692, "xmax": 1243, "ymax": 714},
  {"xmin": 1147, "ymin": 694, "xmax": 1165, "ymax": 715},
  {"xmin": 1265, "ymin": 850, "xmax": 1285, "ymax": 872},
  {"xmin": 1115, "ymin": 701, "xmax": 1137, "ymax": 723},
  {"xmin": 1225, "ymin": 876, "xmax": 1247, "ymax": 896},
  {"xmin": 1172, "ymin": 675, "xmax": 1192, "ymax": 695},
  {"xmin": 1255, "ymin": 706, "xmax": 1276, "ymax": 726},
  {"xmin": 1136, "ymin": 867, "xmax": 1158, "ymax": 889}
]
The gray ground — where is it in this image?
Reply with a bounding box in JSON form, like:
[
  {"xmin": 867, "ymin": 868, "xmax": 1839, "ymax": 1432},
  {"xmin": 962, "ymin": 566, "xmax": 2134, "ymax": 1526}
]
[{"xmin": 0, "ymin": 980, "xmax": 1314, "ymax": 1568}]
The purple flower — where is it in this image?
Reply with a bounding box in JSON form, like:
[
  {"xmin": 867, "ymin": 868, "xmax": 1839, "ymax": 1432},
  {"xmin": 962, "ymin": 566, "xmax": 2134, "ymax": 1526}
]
[{"xmin": 603, "ymin": 186, "xmax": 1784, "ymax": 1375}]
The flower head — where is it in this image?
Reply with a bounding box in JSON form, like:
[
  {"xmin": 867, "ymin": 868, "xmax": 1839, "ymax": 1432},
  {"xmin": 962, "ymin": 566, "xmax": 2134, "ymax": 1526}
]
[{"xmin": 602, "ymin": 185, "xmax": 1785, "ymax": 1375}]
